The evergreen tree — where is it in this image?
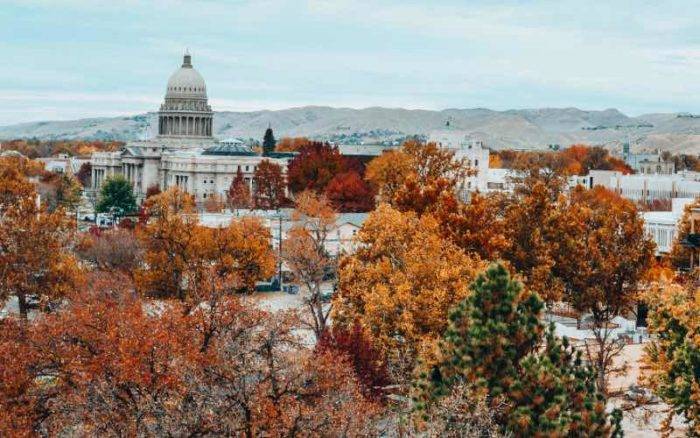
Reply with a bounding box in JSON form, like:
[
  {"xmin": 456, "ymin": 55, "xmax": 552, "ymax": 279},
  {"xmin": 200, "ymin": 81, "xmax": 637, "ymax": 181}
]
[
  {"xmin": 96, "ymin": 175, "xmax": 137, "ymax": 215},
  {"xmin": 416, "ymin": 263, "xmax": 620, "ymax": 437},
  {"xmin": 262, "ymin": 126, "xmax": 276, "ymax": 156}
]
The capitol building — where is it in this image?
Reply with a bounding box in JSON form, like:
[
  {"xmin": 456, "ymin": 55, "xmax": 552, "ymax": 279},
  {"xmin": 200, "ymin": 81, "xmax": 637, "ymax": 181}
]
[{"xmin": 90, "ymin": 52, "xmax": 290, "ymax": 204}]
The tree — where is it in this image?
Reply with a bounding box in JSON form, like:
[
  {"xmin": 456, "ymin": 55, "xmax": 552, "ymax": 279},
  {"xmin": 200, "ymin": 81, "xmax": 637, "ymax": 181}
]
[
  {"xmin": 209, "ymin": 217, "xmax": 276, "ymax": 293},
  {"xmin": 135, "ymin": 188, "xmax": 210, "ymax": 300},
  {"xmin": 0, "ymin": 276, "xmax": 378, "ymax": 436},
  {"xmin": 287, "ymin": 141, "xmax": 347, "ymax": 194},
  {"xmin": 334, "ymin": 204, "xmax": 485, "ymax": 382},
  {"xmin": 643, "ymin": 281, "xmax": 700, "ymax": 435},
  {"xmin": 96, "ymin": 175, "xmax": 137, "ymax": 215},
  {"xmin": 365, "ymin": 149, "xmax": 413, "ymax": 203},
  {"xmin": 0, "ymin": 163, "xmax": 35, "ymax": 208},
  {"xmin": 418, "ymin": 263, "xmax": 618, "ymax": 437},
  {"xmin": 75, "ymin": 162, "xmax": 92, "ymax": 187},
  {"xmin": 77, "ymin": 228, "xmax": 143, "ymax": 273},
  {"xmin": 252, "ymin": 159, "xmax": 286, "ymax": 210},
  {"xmin": 434, "ymin": 191, "xmax": 509, "ymax": 261},
  {"xmin": 324, "ymin": 170, "xmax": 375, "ymax": 212},
  {"xmin": 145, "ymin": 184, "xmax": 161, "ymax": 199},
  {"xmin": 39, "ymin": 172, "xmax": 82, "ymax": 212},
  {"xmin": 316, "ymin": 321, "xmax": 390, "ymax": 401},
  {"xmin": 276, "ymin": 136, "xmax": 310, "ymax": 152},
  {"xmin": 558, "ymin": 186, "xmax": 654, "ymax": 392},
  {"xmin": 668, "ymin": 197, "xmax": 700, "ymax": 271},
  {"xmin": 0, "ymin": 195, "xmax": 83, "ymax": 319},
  {"xmin": 136, "ymin": 188, "xmax": 275, "ymax": 300},
  {"xmin": 227, "ymin": 168, "xmax": 251, "ymax": 210},
  {"xmin": 262, "ymin": 126, "xmax": 276, "ymax": 156},
  {"xmin": 412, "ymin": 382, "xmax": 503, "ymax": 437},
  {"xmin": 203, "ymin": 192, "xmax": 224, "ymax": 213},
  {"xmin": 501, "ymin": 181, "xmax": 567, "ymax": 302},
  {"xmin": 380, "ymin": 140, "xmax": 469, "ymax": 216},
  {"xmin": 282, "ymin": 192, "xmax": 337, "ymax": 339}
]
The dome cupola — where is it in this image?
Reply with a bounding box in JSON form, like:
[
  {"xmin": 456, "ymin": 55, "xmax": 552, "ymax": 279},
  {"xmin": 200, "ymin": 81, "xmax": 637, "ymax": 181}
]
[
  {"xmin": 157, "ymin": 51, "xmax": 214, "ymax": 139},
  {"xmin": 165, "ymin": 51, "xmax": 208, "ymax": 99}
]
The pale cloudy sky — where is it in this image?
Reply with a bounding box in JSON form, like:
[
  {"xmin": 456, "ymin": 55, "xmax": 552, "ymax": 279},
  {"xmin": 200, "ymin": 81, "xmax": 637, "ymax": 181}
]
[{"xmin": 2, "ymin": 0, "xmax": 700, "ymax": 124}]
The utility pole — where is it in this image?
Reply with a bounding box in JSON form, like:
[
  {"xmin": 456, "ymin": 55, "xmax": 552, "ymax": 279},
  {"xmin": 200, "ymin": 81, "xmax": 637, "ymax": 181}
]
[{"xmin": 277, "ymin": 209, "xmax": 283, "ymax": 291}]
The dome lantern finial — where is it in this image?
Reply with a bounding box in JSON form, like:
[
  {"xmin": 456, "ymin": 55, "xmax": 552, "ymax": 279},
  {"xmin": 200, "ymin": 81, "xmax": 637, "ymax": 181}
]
[{"xmin": 183, "ymin": 49, "xmax": 192, "ymax": 68}]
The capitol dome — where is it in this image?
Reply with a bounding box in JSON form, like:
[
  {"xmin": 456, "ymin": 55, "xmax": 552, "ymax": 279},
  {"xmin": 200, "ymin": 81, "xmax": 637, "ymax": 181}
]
[
  {"xmin": 165, "ymin": 52, "xmax": 207, "ymax": 98},
  {"xmin": 157, "ymin": 51, "xmax": 214, "ymax": 139}
]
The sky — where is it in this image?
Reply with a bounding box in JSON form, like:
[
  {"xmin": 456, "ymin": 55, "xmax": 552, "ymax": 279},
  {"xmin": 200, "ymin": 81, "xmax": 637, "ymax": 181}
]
[{"xmin": 2, "ymin": 0, "xmax": 700, "ymax": 125}]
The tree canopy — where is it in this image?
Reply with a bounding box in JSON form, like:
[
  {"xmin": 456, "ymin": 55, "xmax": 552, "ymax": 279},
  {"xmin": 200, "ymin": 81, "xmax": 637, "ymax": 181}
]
[{"xmin": 96, "ymin": 175, "xmax": 137, "ymax": 214}]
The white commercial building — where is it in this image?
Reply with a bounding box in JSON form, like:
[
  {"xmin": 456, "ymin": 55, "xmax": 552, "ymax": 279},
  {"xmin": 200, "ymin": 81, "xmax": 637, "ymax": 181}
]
[
  {"xmin": 429, "ymin": 130, "xmax": 490, "ymax": 193},
  {"xmin": 642, "ymin": 198, "xmax": 693, "ymax": 254},
  {"xmin": 586, "ymin": 170, "xmax": 700, "ymax": 202}
]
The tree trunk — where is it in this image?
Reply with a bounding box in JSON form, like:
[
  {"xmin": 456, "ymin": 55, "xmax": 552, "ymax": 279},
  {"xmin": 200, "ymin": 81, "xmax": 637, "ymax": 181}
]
[
  {"xmin": 597, "ymin": 354, "xmax": 607, "ymax": 395},
  {"xmin": 17, "ymin": 292, "xmax": 28, "ymax": 321}
]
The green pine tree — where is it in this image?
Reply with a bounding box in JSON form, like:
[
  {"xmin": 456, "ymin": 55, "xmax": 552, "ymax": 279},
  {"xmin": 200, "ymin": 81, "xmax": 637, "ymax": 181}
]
[
  {"xmin": 262, "ymin": 127, "xmax": 276, "ymax": 156},
  {"xmin": 96, "ymin": 175, "xmax": 137, "ymax": 215},
  {"xmin": 416, "ymin": 263, "xmax": 620, "ymax": 437}
]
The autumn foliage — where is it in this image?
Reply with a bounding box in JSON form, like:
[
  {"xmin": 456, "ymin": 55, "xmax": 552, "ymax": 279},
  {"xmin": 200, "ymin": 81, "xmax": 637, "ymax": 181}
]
[
  {"xmin": 643, "ymin": 282, "xmax": 700, "ymax": 435},
  {"xmin": 492, "ymin": 144, "xmax": 633, "ymax": 176},
  {"xmin": 136, "ymin": 188, "xmax": 275, "ymax": 299},
  {"xmin": 324, "ymin": 170, "xmax": 375, "ymax": 212},
  {"xmin": 286, "ymin": 141, "xmax": 374, "ymax": 212},
  {"xmin": 334, "ymin": 204, "xmax": 485, "ymax": 381},
  {"xmin": 0, "ymin": 277, "xmax": 378, "ymax": 436},
  {"xmin": 1, "ymin": 138, "xmax": 123, "ymax": 158}
]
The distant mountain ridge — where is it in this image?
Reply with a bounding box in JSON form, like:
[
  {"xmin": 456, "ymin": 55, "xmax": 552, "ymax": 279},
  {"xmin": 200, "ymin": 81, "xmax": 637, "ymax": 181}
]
[{"xmin": 3, "ymin": 106, "xmax": 700, "ymax": 153}]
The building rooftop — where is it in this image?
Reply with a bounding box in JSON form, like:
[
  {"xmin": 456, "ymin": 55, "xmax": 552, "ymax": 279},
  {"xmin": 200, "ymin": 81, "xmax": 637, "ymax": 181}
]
[{"xmin": 202, "ymin": 143, "xmax": 257, "ymax": 156}]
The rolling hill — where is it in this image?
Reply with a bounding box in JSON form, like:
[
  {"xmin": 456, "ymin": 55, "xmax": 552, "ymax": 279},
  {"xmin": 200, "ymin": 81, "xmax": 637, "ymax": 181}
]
[{"xmin": 3, "ymin": 106, "xmax": 700, "ymax": 153}]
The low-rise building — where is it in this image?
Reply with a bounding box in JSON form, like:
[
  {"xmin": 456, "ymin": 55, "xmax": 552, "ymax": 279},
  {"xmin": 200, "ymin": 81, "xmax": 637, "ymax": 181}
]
[{"xmin": 197, "ymin": 210, "xmax": 368, "ymax": 260}]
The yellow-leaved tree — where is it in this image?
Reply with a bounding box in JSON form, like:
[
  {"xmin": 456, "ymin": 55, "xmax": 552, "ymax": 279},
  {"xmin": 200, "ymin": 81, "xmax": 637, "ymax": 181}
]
[{"xmin": 333, "ymin": 203, "xmax": 485, "ymax": 382}]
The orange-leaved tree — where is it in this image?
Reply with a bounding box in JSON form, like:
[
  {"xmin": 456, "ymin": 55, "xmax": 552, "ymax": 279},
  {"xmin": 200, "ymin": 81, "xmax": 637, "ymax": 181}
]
[
  {"xmin": 556, "ymin": 185, "xmax": 654, "ymax": 392},
  {"xmin": 209, "ymin": 217, "xmax": 276, "ymax": 294},
  {"xmin": 135, "ymin": 187, "xmax": 212, "ymax": 300},
  {"xmin": 0, "ymin": 177, "xmax": 83, "ymax": 319}
]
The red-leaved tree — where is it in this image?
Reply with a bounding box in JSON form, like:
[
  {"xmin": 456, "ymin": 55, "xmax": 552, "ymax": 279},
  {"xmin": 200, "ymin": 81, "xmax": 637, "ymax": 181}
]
[
  {"xmin": 324, "ymin": 170, "xmax": 375, "ymax": 212},
  {"xmin": 287, "ymin": 142, "xmax": 347, "ymax": 194}
]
